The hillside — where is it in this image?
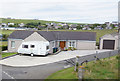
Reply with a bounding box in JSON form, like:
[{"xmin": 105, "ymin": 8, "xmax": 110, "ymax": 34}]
[{"xmin": 0, "ymin": 18, "xmax": 77, "ymax": 25}]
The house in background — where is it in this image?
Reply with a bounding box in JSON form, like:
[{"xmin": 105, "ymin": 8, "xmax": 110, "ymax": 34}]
[
  {"xmin": 82, "ymin": 25, "xmax": 91, "ymax": 30},
  {"xmin": 8, "ymin": 23, "xmax": 15, "ymax": 26},
  {"xmin": 19, "ymin": 23, "xmax": 25, "ymax": 27},
  {"xmin": 99, "ymin": 33, "xmax": 118, "ymax": 50},
  {"xmin": 8, "ymin": 31, "xmax": 96, "ymax": 53},
  {"xmin": 94, "ymin": 26, "xmax": 103, "ymax": 30}
]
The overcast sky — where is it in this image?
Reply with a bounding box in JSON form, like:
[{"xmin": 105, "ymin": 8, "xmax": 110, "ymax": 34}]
[{"xmin": 0, "ymin": 0, "xmax": 119, "ymax": 24}]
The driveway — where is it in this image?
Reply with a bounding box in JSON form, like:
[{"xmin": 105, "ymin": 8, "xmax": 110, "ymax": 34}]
[{"xmin": 0, "ymin": 50, "xmax": 112, "ymax": 67}]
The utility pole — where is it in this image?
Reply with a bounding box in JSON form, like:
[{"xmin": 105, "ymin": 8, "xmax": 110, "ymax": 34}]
[{"xmin": 118, "ymin": 1, "xmax": 120, "ymax": 53}]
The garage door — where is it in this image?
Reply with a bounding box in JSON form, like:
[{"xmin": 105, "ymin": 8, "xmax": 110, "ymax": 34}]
[{"xmin": 103, "ymin": 40, "xmax": 115, "ymax": 50}]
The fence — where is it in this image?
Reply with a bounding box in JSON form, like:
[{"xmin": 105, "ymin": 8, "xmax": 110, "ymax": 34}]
[{"xmin": 78, "ymin": 50, "xmax": 119, "ymax": 65}]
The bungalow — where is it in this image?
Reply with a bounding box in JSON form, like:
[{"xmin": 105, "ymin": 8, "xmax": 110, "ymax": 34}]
[{"xmin": 8, "ymin": 31, "xmax": 96, "ymax": 53}]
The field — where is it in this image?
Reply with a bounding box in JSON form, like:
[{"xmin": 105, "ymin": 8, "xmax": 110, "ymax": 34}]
[
  {"xmin": 1, "ymin": 30, "xmax": 14, "ymax": 35},
  {"xmin": 1, "ymin": 18, "xmax": 63, "ymax": 24},
  {"xmin": 46, "ymin": 55, "xmax": 119, "ymax": 79}
]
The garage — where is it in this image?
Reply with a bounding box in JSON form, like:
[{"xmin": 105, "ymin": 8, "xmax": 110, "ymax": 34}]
[
  {"xmin": 103, "ymin": 40, "xmax": 115, "ymax": 50},
  {"xmin": 99, "ymin": 33, "xmax": 118, "ymax": 50}
]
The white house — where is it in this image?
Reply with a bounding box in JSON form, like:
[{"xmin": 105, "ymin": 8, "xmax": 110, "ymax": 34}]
[{"xmin": 8, "ymin": 23, "xmax": 15, "ymax": 26}]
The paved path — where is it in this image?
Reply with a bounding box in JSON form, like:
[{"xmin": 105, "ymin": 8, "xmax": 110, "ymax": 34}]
[{"xmin": 0, "ymin": 50, "xmax": 112, "ymax": 67}]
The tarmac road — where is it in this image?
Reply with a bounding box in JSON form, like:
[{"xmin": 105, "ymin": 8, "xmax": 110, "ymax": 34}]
[{"xmin": 2, "ymin": 60, "xmax": 73, "ymax": 80}]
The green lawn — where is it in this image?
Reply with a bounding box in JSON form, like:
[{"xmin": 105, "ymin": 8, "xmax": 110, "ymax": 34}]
[
  {"xmin": 46, "ymin": 55, "xmax": 119, "ymax": 79},
  {"xmin": 2, "ymin": 52, "xmax": 17, "ymax": 58}
]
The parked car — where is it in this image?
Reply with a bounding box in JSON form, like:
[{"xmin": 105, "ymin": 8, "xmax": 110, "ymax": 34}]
[{"xmin": 18, "ymin": 41, "xmax": 50, "ymax": 56}]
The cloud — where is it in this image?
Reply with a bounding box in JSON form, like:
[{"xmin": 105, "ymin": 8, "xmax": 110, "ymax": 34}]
[{"xmin": 0, "ymin": 0, "xmax": 119, "ymax": 23}]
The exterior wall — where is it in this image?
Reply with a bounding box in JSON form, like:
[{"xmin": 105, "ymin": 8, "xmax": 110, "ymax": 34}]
[
  {"xmin": 76, "ymin": 41, "xmax": 96, "ymax": 50},
  {"xmin": 99, "ymin": 36, "xmax": 118, "ymax": 50},
  {"xmin": 49, "ymin": 41, "xmax": 59, "ymax": 53},
  {"xmin": 58, "ymin": 40, "xmax": 96, "ymax": 50},
  {"xmin": 24, "ymin": 32, "xmax": 48, "ymax": 42},
  {"xmin": 49, "ymin": 41, "xmax": 53, "ymax": 53},
  {"xmin": 8, "ymin": 39, "xmax": 23, "ymax": 52}
]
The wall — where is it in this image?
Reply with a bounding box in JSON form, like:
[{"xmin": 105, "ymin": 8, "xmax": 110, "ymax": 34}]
[
  {"xmin": 24, "ymin": 32, "xmax": 47, "ymax": 42},
  {"xmin": 8, "ymin": 39, "xmax": 23, "ymax": 52},
  {"xmin": 76, "ymin": 40, "xmax": 96, "ymax": 50}
]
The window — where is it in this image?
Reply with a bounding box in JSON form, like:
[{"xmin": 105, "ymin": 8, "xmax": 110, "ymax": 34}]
[
  {"xmin": 69, "ymin": 42, "xmax": 72, "ymax": 47},
  {"xmin": 72, "ymin": 42, "xmax": 75, "ymax": 47},
  {"xmin": 30, "ymin": 45, "xmax": 35, "ymax": 48},
  {"xmin": 11, "ymin": 41, "xmax": 15, "ymax": 48},
  {"xmin": 52, "ymin": 41, "xmax": 55, "ymax": 48},
  {"xmin": 46, "ymin": 46, "xmax": 49, "ymax": 50},
  {"xmin": 68, "ymin": 41, "xmax": 76, "ymax": 47},
  {"xmin": 22, "ymin": 45, "xmax": 28, "ymax": 48}
]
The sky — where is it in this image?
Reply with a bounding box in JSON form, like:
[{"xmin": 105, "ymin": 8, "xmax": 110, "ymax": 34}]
[{"xmin": 0, "ymin": 0, "xmax": 120, "ymax": 24}]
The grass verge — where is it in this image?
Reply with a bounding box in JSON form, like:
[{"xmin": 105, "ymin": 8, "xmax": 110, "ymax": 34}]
[
  {"xmin": 2, "ymin": 52, "xmax": 17, "ymax": 58},
  {"xmin": 46, "ymin": 55, "xmax": 119, "ymax": 79}
]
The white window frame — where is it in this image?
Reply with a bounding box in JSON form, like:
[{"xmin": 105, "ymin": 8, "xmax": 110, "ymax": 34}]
[
  {"xmin": 11, "ymin": 41, "xmax": 15, "ymax": 48},
  {"xmin": 68, "ymin": 41, "xmax": 76, "ymax": 48}
]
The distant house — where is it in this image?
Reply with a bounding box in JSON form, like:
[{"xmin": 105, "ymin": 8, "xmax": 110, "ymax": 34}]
[
  {"xmin": 69, "ymin": 24, "xmax": 77, "ymax": 30},
  {"xmin": 8, "ymin": 31, "xmax": 96, "ymax": 53},
  {"xmin": 8, "ymin": 23, "xmax": 14, "ymax": 26},
  {"xmin": 19, "ymin": 23, "xmax": 25, "ymax": 27},
  {"xmin": 82, "ymin": 25, "xmax": 91, "ymax": 30},
  {"xmin": 99, "ymin": 33, "xmax": 118, "ymax": 50},
  {"xmin": 105, "ymin": 26, "xmax": 112, "ymax": 29},
  {"xmin": 1, "ymin": 27, "xmax": 37, "ymax": 30},
  {"xmin": 2, "ymin": 23, "xmax": 7, "ymax": 27},
  {"xmin": 94, "ymin": 26, "xmax": 103, "ymax": 30},
  {"xmin": 54, "ymin": 26, "xmax": 61, "ymax": 29}
]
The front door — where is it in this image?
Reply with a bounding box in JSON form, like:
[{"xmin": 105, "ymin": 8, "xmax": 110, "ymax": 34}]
[{"xmin": 60, "ymin": 41, "xmax": 66, "ymax": 50}]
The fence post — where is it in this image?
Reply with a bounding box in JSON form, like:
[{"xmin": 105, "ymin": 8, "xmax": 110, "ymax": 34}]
[
  {"xmin": 78, "ymin": 66, "xmax": 84, "ymax": 80},
  {"xmin": 74, "ymin": 56, "xmax": 79, "ymax": 72}
]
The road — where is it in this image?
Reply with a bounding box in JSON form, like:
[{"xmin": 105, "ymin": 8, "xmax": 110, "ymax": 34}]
[
  {"xmin": 1, "ymin": 50, "xmax": 118, "ymax": 80},
  {"xmin": 2, "ymin": 60, "xmax": 73, "ymax": 80}
]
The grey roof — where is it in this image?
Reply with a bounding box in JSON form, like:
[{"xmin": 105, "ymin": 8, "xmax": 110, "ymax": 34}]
[
  {"xmin": 52, "ymin": 31, "xmax": 96, "ymax": 41},
  {"xmin": 8, "ymin": 30, "xmax": 96, "ymax": 41},
  {"xmin": 8, "ymin": 31, "xmax": 34, "ymax": 39}
]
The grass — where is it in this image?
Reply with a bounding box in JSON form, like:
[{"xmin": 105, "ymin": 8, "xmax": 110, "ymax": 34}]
[
  {"xmin": 46, "ymin": 67, "xmax": 78, "ymax": 79},
  {"xmin": 1, "ymin": 18, "xmax": 63, "ymax": 24},
  {"xmin": 83, "ymin": 55, "xmax": 119, "ymax": 79},
  {"xmin": 1, "ymin": 30, "xmax": 14, "ymax": 35},
  {"xmin": 0, "ymin": 41, "xmax": 8, "ymax": 46},
  {"xmin": 46, "ymin": 55, "xmax": 119, "ymax": 79},
  {"xmin": 2, "ymin": 52, "xmax": 17, "ymax": 58}
]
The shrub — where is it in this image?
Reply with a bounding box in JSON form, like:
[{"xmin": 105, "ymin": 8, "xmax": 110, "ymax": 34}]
[{"xmin": 1, "ymin": 46, "xmax": 7, "ymax": 51}]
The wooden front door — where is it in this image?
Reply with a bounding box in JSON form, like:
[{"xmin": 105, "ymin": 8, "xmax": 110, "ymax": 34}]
[{"xmin": 60, "ymin": 41, "xmax": 66, "ymax": 50}]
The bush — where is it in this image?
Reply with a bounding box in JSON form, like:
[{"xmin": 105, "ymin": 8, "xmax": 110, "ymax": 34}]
[{"xmin": 1, "ymin": 46, "xmax": 7, "ymax": 51}]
